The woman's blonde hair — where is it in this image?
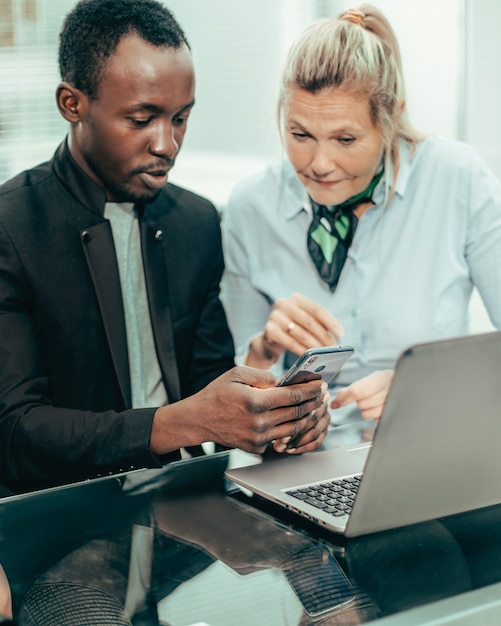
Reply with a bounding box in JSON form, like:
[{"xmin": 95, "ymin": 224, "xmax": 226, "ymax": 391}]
[{"xmin": 278, "ymin": 4, "xmax": 423, "ymax": 197}]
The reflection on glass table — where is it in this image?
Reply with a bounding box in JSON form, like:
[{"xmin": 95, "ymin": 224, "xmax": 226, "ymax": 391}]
[{"xmin": 0, "ymin": 450, "xmax": 501, "ymax": 625}]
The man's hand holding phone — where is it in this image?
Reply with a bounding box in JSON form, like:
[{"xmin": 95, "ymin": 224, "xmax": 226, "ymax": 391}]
[
  {"xmin": 272, "ymin": 345, "xmax": 354, "ymax": 454},
  {"xmin": 272, "ymin": 387, "xmax": 331, "ymax": 454}
]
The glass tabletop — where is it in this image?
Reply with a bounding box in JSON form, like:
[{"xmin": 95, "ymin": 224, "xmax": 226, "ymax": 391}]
[{"xmin": 1, "ymin": 431, "xmax": 501, "ymax": 626}]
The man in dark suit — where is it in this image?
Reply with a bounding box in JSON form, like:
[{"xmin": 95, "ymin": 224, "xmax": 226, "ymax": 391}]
[{"xmin": 0, "ymin": 0, "xmax": 330, "ymax": 494}]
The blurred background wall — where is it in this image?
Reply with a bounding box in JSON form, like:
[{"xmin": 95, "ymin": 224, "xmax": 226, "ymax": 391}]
[{"xmin": 0, "ymin": 0, "xmax": 496, "ymax": 331}]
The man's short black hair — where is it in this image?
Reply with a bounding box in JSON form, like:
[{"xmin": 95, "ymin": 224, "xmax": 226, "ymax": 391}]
[{"xmin": 59, "ymin": 0, "xmax": 190, "ymax": 100}]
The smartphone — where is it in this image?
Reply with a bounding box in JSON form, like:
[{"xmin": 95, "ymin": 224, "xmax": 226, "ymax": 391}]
[
  {"xmin": 277, "ymin": 345, "xmax": 354, "ymax": 387},
  {"xmin": 282, "ymin": 545, "xmax": 354, "ymax": 618}
]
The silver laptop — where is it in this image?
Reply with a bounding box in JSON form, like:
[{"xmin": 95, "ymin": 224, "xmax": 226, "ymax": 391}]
[{"xmin": 225, "ymin": 331, "xmax": 501, "ymax": 538}]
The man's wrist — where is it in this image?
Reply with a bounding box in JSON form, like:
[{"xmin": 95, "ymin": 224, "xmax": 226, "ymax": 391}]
[{"xmin": 150, "ymin": 398, "xmax": 206, "ymax": 456}]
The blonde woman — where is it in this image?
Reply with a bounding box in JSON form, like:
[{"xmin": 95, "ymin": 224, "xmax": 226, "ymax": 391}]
[{"xmin": 221, "ymin": 5, "xmax": 501, "ymax": 427}]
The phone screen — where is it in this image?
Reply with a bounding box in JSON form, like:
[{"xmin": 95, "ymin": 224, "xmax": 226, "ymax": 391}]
[{"xmin": 277, "ymin": 346, "xmax": 354, "ymax": 387}]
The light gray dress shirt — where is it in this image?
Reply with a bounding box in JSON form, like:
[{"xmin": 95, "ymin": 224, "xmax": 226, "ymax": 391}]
[
  {"xmin": 104, "ymin": 202, "xmax": 167, "ymax": 410},
  {"xmin": 221, "ymin": 137, "xmax": 501, "ymax": 423}
]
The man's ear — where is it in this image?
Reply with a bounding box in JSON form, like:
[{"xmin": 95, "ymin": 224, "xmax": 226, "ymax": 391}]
[{"xmin": 56, "ymin": 82, "xmax": 87, "ymax": 122}]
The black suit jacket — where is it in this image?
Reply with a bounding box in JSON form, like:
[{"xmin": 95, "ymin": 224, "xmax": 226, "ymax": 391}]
[{"xmin": 0, "ymin": 142, "xmax": 235, "ymax": 492}]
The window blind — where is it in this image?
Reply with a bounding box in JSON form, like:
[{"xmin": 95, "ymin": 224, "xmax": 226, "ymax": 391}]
[{"xmin": 0, "ymin": 0, "xmax": 69, "ymax": 183}]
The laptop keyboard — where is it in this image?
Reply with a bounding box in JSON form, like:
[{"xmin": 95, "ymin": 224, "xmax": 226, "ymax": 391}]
[{"xmin": 285, "ymin": 475, "xmax": 362, "ymax": 517}]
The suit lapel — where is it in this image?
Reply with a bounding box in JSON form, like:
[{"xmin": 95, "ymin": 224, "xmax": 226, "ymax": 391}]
[
  {"xmin": 80, "ymin": 222, "xmax": 132, "ymax": 407},
  {"xmin": 139, "ymin": 215, "xmax": 181, "ymax": 402}
]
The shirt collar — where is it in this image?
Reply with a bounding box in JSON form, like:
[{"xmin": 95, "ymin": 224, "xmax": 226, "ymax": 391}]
[
  {"xmin": 373, "ymin": 139, "xmax": 413, "ymax": 205},
  {"xmin": 52, "ymin": 139, "xmax": 108, "ymax": 216},
  {"xmin": 392, "ymin": 139, "xmax": 413, "ymax": 199},
  {"xmin": 281, "ymin": 157, "xmax": 310, "ymax": 220}
]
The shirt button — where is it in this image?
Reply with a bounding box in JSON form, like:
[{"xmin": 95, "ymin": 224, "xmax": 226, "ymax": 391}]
[{"xmin": 154, "ymin": 229, "xmax": 164, "ymax": 242}]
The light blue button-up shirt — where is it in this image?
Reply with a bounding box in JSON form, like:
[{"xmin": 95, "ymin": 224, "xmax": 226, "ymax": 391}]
[{"xmin": 221, "ymin": 137, "xmax": 501, "ymax": 397}]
